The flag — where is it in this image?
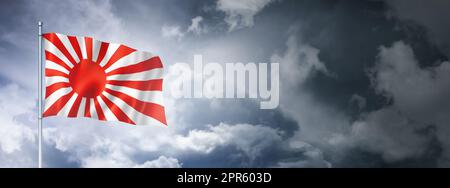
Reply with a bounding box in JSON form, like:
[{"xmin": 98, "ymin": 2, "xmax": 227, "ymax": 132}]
[{"xmin": 42, "ymin": 33, "xmax": 167, "ymax": 126}]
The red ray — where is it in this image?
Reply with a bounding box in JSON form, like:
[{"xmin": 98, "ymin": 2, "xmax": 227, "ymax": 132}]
[
  {"xmin": 43, "ymin": 33, "xmax": 77, "ymax": 66},
  {"xmin": 100, "ymin": 94, "xmax": 136, "ymax": 125},
  {"xmin": 68, "ymin": 95, "xmax": 83, "ymax": 117},
  {"xmin": 106, "ymin": 56, "xmax": 163, "ymax": 76},
  {"xmin": 45, "ymin": 82, "xmax": 71, "ymax": 98},
  {"xmin": 93, "ymin": 97, "xmax": 106, "ymax": 121},
  {"xmin": 43, "ymin": 91, "xmax": 75, "ymax": 117},
  {"xmin": 102, "ymin": 45, "xmax": 136, "ymax": 70},
  {"xmin": 45, "ymin": 68, "xmax": 68, "ymax": 78},
  {"xmin": 96, "ymin": 42, "xmax": 109, "ymax": 64},
  {"xmin": 85, "ymin": 37, "xmax": 93, "ymax": 61},
  {"xmin": 84, "ymin": 99, "xmax": 91, "ymax": 118},
  {"xmin": 105, "ymin": 88, "xmax": 167, "ymax": 125},
  {"xmin": 107, "ymin": 79, "xmax": 163, "ymax": 91},
  {"xmin": 68, "ymin": 36, "xmax": 83, "ymax": 61},
  {"xmin": 45, "ymin": 51, "xmax": 72, "ymax": 71}
]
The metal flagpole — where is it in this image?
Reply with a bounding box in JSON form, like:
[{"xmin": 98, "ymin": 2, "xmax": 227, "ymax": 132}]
[{"xmin": 38, "ymin": 21, "xmax": 43, "ymax": 168}]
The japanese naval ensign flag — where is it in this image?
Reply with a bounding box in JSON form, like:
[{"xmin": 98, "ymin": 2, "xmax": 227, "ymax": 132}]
[{"xmin": 42, "ymin": 33, "xmax": 167, "ymax": 126}]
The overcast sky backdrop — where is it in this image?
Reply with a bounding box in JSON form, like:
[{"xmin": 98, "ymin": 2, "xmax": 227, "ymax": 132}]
[{"xmin": 0, "ymin": 0, "xmax": 449, "ymax": 167}]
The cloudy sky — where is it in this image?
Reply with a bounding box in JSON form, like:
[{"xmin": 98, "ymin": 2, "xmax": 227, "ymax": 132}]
[{"xmin": 0, "ymin": 0, "xmax": 449, "ymax": 167}]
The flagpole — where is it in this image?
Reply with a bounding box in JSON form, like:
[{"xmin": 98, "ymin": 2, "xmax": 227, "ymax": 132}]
[{"xmin": 38, "ymin": 21, "xmax": 43, "ymax": 168}]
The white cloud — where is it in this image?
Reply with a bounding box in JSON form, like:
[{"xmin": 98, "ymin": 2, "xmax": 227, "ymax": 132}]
[
  {"xmin": 28, "ymin": 0, "xmax": 124, "ymax": 42},
  {"xmin": 271, "ymin": 32, "xmax": 329, "ymax": 87},
  {"xmin": 276, "ymin": 160, "xmax": 330, "ymax": 168},
  {"xmin": 174, "ymin": 123, "xmax": 282, "ymax": 159},
  {"xmin": 0, "ymin": 84, "xmax": 37, "ymax": 167},
  {"xmin": 79, "ymin": 137, "xmax": 181, "ymax": 168},
  {"xmin": 80, "ymin": 138, "xmax": 134, "ymax": 168},
  {"xmin": 42, "ymin": 118, "xmax": 177, "ymax": 167},
  {"xmin": 134, "ymin": 156, "xmax": 181, "ymax": 168},
  {"xmin": 187, "ymin": 16, "xmax": 207, "ymax": 35},
  {"xmin": 275, "ymin": 140, "xmax": 331, "ymax": 168},
  {"xmin": 0, "ymin": 84, "xmax": 35, "ymax": 154},
  {"xmin": 216, "ymin": 0, "xmax": 275, "ymax": 31},
  {"xmin": 161, "ymin": 25, "xmax": 185, "ymax": 40},
  {"xmin": 43, "ymin": 118, "xmax": 329, "ymax": 167},
  {"xmin": 273, "ymin": 29, "xmax": 350, "ymax": 154},
  {"xmin": 350, "ymin": 41, "xmax": 450, "ymax": 164},
  {"xmin": 351, "ymin": 107, "xmax": 431, "ymax": 162},
  {"xmin": 162, "ymin": 16, "xmax": 207, "ymax": 40},
  {"xmin": 172, "ymin": 123, "xmax": 330, "ymax": 167}
]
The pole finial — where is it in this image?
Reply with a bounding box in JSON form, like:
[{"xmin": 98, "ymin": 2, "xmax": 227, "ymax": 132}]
[{"xmin": 38, "ymin": 21, "xmax": 43, "ymax": 26}]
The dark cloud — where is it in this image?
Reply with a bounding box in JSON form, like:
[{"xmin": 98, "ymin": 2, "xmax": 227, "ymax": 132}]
[{"xmin": 385, "ymin": 0, "xmax": 450, "ymax": 58}]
